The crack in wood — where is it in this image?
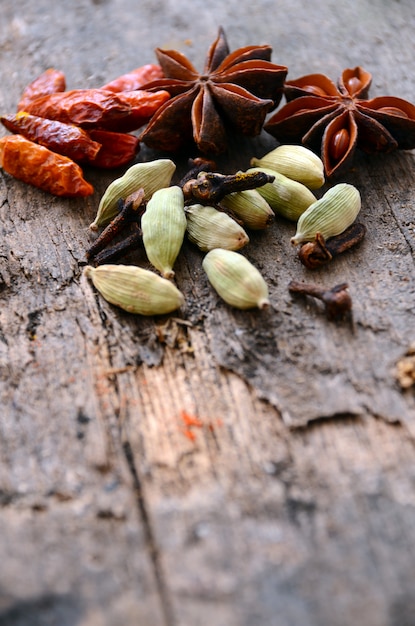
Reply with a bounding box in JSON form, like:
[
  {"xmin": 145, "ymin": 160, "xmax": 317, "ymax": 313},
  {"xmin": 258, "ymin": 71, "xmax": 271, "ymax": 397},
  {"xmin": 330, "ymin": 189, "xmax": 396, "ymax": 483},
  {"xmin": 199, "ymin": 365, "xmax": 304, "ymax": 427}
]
[
  {"xmin": 387, "ymin": 198, "xmax": 415, "ymax": 259},
  {"xmin": 287, "ymin": 411, "xmax": 365, "ymax": 431},
  {"xmin": 122, "ymin": 440, "xmax": 176, "ymax": 626}
]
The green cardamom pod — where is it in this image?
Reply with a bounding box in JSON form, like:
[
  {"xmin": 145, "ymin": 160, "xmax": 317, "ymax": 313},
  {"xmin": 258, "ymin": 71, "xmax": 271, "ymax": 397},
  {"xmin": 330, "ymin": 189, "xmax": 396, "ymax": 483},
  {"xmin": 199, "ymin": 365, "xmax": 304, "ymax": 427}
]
[
  {"xmin": 291, "ymin": 183, "xmax": 361, "ymax": 246},
  {"xmin": 202, "ymin": 249, "xmax": 270, "ymax": 310},
  {"xmin": 219, "ymin": 189, "xmax": 275, "ymax": 230},
  {"xmin": 84, "ymin": 264, "xmax": 184, "ymax": 315},
  {"xmin": 90, "ymin": 159, "xmax": 176, "ymax": 230},
  {"xmin": 185, "ymin": 204, "xmax": 249, "ymax": 251},
  {"xmin": 247, "ymin": 166, "xmax": 316, "ymax": 221},
  {"xmin": 141, "ymin": 185, "xmax": 186, "ymax": 278},
  {"xmin": 251, "ymin": 145, "xmax": 325, "ymax": 189}
]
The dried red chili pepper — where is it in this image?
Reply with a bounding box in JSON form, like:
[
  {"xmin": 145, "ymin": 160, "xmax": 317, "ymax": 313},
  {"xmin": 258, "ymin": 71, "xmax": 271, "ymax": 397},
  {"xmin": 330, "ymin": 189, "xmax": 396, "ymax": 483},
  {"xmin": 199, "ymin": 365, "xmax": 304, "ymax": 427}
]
[
  {"xmin": 17, "ymin": 68, "xmax": 66, "ymax": 111},
  {"xmin": 101, "ymin": 64, "xmax": 164, "ymax": 92},
  {"xmin": 23, "ymin": 89, "xmax": 131, "ymax": 128},
  {"xmin": 87, "ymin": 129, "xmax": 139, "ymax": 168},
  {"xmin": 1, "ymin": 112, "xmax": 140, "ymax": 169},
  {"xmin": 0, "ymin": 134, "xmax": 93, "ymax": 197},
  {"xmin": 1, "ymin": 112, "xmax": 102, "ymax": 162},
  {"xmin": 95, "ymin": 89, "xmax": 171, "ymax": 132}
]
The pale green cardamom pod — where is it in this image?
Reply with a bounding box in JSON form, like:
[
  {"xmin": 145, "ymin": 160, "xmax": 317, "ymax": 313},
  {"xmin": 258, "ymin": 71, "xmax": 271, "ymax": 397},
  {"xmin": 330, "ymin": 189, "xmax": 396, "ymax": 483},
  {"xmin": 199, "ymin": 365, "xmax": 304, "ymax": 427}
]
[
  {"xmin": 251, "ymin": 145, "xmax": 325, "ymax": 189},
  {"xmin": 247, "ymin": 167, "xmax": 316, "ymax": 221},
  {"xmin": 141, "ymin": 185, "xmax": 186, "ymax": 278},
  {"xmin": 90, "ymin": 159, "xmax": 176, "ymax": 230},
  {"xmin": 84, "ymin": 264, "xmax": 184, "ymax": 315},
  {"xmin": 185, "ymin": 204, "xmax": 249, "ymax": 251},
  {"xmin": 202, "ymin": 249, "xmax": 270, "ymax": 310},
  {"xmin": 219, "ymin": 189, "xmax": 275, "ymax": 230},
  {"xmin": 291, "ymin": 183, "xmax": 361, "ymax": 246}
]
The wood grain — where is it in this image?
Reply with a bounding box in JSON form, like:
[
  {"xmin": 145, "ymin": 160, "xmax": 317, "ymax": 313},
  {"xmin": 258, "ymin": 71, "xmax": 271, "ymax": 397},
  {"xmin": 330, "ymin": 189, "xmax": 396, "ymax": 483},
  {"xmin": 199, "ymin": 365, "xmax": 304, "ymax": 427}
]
[{"xmin": 1, "ymin": 1, "xmax": 415, "ymax": 625}]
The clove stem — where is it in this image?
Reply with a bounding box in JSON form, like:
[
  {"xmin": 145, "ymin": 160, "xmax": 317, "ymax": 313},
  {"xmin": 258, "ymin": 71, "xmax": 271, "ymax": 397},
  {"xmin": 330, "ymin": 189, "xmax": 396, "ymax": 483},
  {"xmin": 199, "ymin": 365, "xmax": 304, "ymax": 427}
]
[
  {"xmin": 288, "ymin": 280, "xmax": 352, "ymax": 320},
  {"xmin": 92, "ymin": 224, "xmax": 143, "ymax": 266},
  {"xmin": 182, "ymin": 170, "xmax": 275, "ymax": 204},
  {"xmin": 86, "ymin": 188, "xmax": 145, "ymax": 260},
  {"xmin": 298, "ymin": 223, "xmax": 366, "ymax": 269}
]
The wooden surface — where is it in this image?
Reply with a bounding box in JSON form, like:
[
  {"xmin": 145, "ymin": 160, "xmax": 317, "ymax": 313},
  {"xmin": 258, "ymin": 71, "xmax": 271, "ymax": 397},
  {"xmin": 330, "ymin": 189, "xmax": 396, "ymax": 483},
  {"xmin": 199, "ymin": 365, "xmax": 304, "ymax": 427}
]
[{"xmin": 1, "ymin": 1, "xmax": 415, "ymax": 625}]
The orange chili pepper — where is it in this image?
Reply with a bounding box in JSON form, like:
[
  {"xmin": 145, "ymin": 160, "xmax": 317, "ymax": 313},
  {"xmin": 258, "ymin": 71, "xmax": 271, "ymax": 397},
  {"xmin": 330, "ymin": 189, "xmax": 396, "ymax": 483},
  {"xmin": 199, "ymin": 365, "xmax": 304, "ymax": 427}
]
[
  {"xmin": 101, "ymin": 64, "xmax": 164, "ymax": 92},
  {"xmin": 95, "ymin": 89, "xmax": 171, "ymax": 132},
  {"xmin": 87, "ymin": 129, "xmax": 140, "ymax": 168},
  {"xmin": 18, "ymin": 68, "xmax": 66, "ymax": 111},
  {"xmin": 0, "ymin": 134, "xmax": 93, "ymax": 197},
  {"xmin": 1, "ymin": 112, "xmax": 101, "ymax": 162},
  {"xmin": 23, "ymin": 89, "xmax": 131, "ymax": 128}
]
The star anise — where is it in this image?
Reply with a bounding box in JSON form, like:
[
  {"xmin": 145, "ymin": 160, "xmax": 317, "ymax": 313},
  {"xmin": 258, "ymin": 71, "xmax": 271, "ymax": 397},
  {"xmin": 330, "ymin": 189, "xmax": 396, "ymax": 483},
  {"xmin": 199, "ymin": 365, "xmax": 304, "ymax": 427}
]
[
  {"xmin": 139, "ymin": 27, "xmax": 287, "ymax": 155},
  {"xmin": 264, "ymin": 66, "xmax": 415, "ymax": 177}
]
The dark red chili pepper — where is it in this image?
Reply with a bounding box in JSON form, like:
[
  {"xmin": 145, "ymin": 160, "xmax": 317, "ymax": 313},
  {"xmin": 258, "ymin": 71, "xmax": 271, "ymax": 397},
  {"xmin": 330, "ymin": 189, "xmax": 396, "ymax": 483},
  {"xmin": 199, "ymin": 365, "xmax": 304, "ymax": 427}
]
[
  {"xmin": 101, "ymin": 64, "xmax": 164, "ymax": 92},
  {"xmin": 94, "ymin": 89, "xmax": 171, "ymax": 132},
  {"xmin": 87, "ymin": 129, "xmax": 139, "ymax": 168},
  {"xmin": 0, "ymin": 134, "xmax": 93, "ymax": 197},
  {"xmin": 22, "ymin": 89, "xmax": 131, "ymax": 128},
  {"xmin": 1, "ymin": 112, "xmax": 102, "ymax": 162},
  {"xmin": 17, "ymin": 68, "xmax": 66, "ymax": 111}
]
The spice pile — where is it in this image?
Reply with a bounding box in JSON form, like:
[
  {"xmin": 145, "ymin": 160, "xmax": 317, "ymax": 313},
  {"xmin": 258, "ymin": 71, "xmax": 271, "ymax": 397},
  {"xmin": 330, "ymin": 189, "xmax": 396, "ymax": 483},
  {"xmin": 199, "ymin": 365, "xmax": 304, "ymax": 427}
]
[
  {"xmin": 84, "ymin": 145, "xmax": 362, "ymax": 320},
  {"xmin": 1, "ymin": 27, "xmax": 415, "ymax": 321}
]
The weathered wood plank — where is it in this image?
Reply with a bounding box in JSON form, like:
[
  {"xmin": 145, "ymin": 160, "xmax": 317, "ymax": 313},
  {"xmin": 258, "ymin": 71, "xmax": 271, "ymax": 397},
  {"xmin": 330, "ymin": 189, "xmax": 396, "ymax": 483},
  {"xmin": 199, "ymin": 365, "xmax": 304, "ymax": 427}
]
[
  {"xmin": 0, "ymin": 266, "xmax": 167, "ymax": 623},
  {"xmin": 124, "ymin": 356, "xmax": 415, "ymax": 626}
]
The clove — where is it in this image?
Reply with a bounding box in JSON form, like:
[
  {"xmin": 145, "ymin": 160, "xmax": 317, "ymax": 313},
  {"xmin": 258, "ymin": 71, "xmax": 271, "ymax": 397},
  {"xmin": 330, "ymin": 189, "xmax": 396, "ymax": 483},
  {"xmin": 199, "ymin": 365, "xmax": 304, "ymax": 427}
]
[
  {"xmin": 288, "ymin": 280, "xmax": 352, "ymax": 320},
  {"xmin": 178, "ymin": 157, "xmax": 217, "ymax": 187},
  {"xmin": 298, "ymin": 222, "xmax": 366, "ymax": 269},
  {"xmin": 182, "ymin": 170, "xmax": 275, "ymax": 204},
  {"xmin": 92, "ymin": 224, "xmax": 143, "ymax": 266},
  {"xmin": 86, "ymin": 188, "xmax": 145, "ymax": 261}
]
